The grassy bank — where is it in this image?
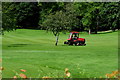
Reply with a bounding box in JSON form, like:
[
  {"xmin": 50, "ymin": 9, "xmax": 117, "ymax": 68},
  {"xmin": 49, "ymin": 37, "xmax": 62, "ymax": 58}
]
[{"xmin": 2, "ymin": 29, "xmax": 118, "ymax": 78}]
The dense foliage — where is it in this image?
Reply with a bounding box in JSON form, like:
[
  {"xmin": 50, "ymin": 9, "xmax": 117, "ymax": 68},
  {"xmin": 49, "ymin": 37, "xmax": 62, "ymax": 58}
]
[
  {"xmin": 0, "ymin": 2, "xmax": 2, "ymax": 35},
  {"xmin": 2, "ymin": 2, "xmax": 119, "ymax": 34},
  {"xmin": 2, "ymin": 2, "xmax": 17, "ymax": 32}
]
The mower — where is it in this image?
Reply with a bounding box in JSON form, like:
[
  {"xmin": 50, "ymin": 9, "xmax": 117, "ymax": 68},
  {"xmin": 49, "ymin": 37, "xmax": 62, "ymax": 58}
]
[{"xmin": 64, "ymin": 32, "xmax": 86, "ymax": 46}]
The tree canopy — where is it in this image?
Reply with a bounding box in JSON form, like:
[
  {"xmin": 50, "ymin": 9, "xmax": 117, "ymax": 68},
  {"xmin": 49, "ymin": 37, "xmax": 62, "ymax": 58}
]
[
  {"xmin": 41, "ymin": 10, "xmax": 72, "ymax": 45},
  {"xmin": 2, "ymin": 2, "xmax": 119, "ymax": 33}
]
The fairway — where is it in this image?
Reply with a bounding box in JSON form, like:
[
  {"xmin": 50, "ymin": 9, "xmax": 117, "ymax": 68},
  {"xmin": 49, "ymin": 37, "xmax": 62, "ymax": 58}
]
[{"xmin": 2, "ymin": 29, "xmax": 118, "ymax": 78}]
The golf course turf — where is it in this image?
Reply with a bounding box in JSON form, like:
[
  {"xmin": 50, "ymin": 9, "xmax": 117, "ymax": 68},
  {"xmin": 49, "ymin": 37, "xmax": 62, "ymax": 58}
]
[{"xmin": 2, "ymin": 29, "xmax": 118, "ymax": 78}]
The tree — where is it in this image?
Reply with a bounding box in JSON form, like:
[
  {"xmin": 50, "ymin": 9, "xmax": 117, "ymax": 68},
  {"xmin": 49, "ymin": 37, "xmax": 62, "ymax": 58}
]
[
  {"xmin": 41, "ymin": 11, "xmax": 72, "ymax": 46},
  {"xmin": 40, "ymin": 3, "xmax": 80, "ymax": 46},
  {"xmin": 0, "ymin": 2, "xmax": 2, "ymax": 35},
  {"xmin": 2, "ymin": 2, "xmax": 40, "ymax": 31},
  {"xmin": 2, "ymin": 2, "xmax": 17, "ymax": 34},
  {"xmin": 81, "ymin": 2, "xmax": 102, "ymax": 34},
  {"xmin": 2, "ymin": 2, "xmax": 119, "ymax": 35},
  {"xmin": 100, "ymin": 2, "xmax": 119, "ymax": 31},
  {"xmin": 38, "ymin": 2, "xmax": 65, "ymax": 29},
  {"xmin": 64, "ymin": 3, "xmax": 80, "ymax": 31},
  {"xmin": 13, "ymin": 2, "xmax": 40, "ymax": 29}
]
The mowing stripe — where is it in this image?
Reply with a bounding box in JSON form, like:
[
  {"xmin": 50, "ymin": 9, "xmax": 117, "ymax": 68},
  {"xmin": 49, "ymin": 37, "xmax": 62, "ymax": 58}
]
[{"xmin": 3, "ymin": 50, "xmax": 61, "ymax": 53}]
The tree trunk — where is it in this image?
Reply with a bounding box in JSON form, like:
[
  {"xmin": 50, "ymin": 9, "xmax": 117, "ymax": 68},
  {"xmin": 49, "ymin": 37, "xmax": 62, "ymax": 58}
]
[
  {"xmin": 89, "ymin": 29, "xmax": 91, "ymax": 34},
  {"xmin": 112, "ymin": 29, "xmax": 115, "ymax": 32},
  {"xmin": 55, "ymin": 36, "xmax": 59, "ymax": 46},
  {"xmin": 95, "ymin": 15, "xmax": 99, "ymax": 34},
  {"xmin": 52, "ymin": 31, "xmax": 59, "ymax": 46},
  {"xmin": 95, "ymin": 21, "xmax": 98, "ymax": 34}
]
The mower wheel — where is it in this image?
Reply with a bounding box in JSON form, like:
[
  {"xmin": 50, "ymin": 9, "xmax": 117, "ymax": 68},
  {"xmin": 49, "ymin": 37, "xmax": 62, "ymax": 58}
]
[
  {"xmin": 68, "ymin": 42, "xmax": 73, "ymax": 45},
  {"xmin": 64, "ymin": 41, "xmax": 68, "ymax": 44},
  {"xmin": 80, "ymin": 43, "xmax": 86, "ymax": 46},
  {"xmin": 75, "ymin": 42, "xmax": 80, "ymax": 46}
]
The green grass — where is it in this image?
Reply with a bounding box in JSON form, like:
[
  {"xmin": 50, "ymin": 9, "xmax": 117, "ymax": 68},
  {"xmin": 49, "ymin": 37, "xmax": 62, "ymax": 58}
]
[{"xmin": 2, "ymin": 29, "xmax": 118, "ymax": 78}]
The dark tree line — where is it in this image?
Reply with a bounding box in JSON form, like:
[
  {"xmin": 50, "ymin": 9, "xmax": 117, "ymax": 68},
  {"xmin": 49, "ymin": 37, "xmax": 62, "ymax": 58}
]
[{"xmin": 2, "ymin": 2, "xmax": 120, "ymax": 34}]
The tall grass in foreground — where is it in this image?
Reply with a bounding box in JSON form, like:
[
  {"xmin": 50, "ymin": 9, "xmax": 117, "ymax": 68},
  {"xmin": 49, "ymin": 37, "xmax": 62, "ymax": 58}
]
[{"xmin": 0, "ymin": 63, "xmax": 119, "ymax": 79}]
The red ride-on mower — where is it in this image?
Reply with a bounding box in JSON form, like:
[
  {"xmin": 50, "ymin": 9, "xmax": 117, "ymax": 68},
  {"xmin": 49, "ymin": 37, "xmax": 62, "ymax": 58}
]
[{"xmin": 64, "ymin": 32, "xmax": 86, "ymax": 46}]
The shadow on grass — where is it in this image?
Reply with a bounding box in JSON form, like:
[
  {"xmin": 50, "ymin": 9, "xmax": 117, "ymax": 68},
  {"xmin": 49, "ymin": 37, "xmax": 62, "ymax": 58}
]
[
  {"xmin": 61, "ymin": 44, "xmax": 74, "ymax": 46},
  {"xmin": 61, "ymin": 44, "xmax": 86, "ymax": 47},
  {"xmin": 7, "ymin": 44, "xmax": 29, "ymax": 47}
]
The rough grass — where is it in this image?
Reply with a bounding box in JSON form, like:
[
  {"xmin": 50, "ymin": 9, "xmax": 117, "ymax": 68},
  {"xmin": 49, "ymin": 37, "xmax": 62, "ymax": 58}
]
[{"xmin": 2, "ymin": 29, "xmax": 118, "ymax": 78}]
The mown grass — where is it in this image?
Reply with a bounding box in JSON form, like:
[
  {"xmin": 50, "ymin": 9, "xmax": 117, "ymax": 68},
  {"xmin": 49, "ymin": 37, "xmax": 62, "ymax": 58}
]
[{"xmin": 2, "ymin": 29, "xmax": 118, "ymax": 78}]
